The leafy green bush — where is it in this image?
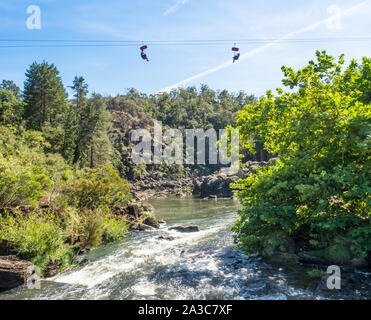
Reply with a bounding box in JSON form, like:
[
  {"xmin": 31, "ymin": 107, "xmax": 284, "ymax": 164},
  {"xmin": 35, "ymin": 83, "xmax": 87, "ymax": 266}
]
[
  {"xmin": 0, "ymin": 154, "xmax": 52, "ymax": 207},
  {"xmin": 61, "ymin": 208, "xmax": 128, "ymax": 248},
  {"xmin": 101, "ymin": 214, "xmax": 129, "ymax": 242},
  {"xmin": 81, "ymin": 210, "xmax": 128, "ymax": 246},
  {"xmin": 0, "ymin": 126, "xmax": 71, "ymax": 207},
  {"xmin": 65, "ymin": 165, "xmax": 131, "ymax": 210},
  {"xmin": 232, "ymin": 52, "xmax": 371, "ymax": 263},
  {"xmin": 84, "ymin": 213, "xmax": 104, "ymax": 248},
  {"xmin": 0, "ymin": 88, "xmax": 24, "ymax": 126},
  {"xmin": 0, "ymin": 212, "xmax": 74, "ymax": 273}
]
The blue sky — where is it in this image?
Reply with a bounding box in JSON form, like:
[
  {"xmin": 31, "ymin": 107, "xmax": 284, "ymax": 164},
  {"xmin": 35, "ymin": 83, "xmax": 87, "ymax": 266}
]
[{"xmin": 0, "ymin": 0, "xmax": 370, "ymax": 98}]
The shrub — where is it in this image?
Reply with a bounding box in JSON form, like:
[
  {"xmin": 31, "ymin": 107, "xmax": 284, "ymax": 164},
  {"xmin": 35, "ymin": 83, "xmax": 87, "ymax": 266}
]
[
  {"xmin": 0, "ymin": 155, "xmax": 52, "ymax": 207},
  {"xmin": 84, "ymin": 213, "xmax": 104, "ymax": 248},
  {"xmin": 65, "ymin": 165, "xmax": 131, "ymax": 211},
  {"xmin": 0, "ymin": 211, "xmax": 73, "ymax": 273},
  {"xmin": 62, "ymin": 208, "xmax": 129, "ymax": 248},
  {"xmin": 101, "ymin": 214, "xmax": 128, "ymax": 242},
  {"xmin": 232, "ymin": 52, "xmax": 371, "ymax": 263}
]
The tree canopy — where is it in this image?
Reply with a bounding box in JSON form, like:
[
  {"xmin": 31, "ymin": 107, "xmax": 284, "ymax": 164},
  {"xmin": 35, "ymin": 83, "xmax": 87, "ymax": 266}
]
[{"xmin": 232, "ymin": 51, "xmax": 370, "ymax": 263}]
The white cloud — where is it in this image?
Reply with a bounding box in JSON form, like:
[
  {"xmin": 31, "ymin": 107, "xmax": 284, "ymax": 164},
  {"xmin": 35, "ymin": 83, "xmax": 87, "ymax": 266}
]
[
  {"xmin": 163, "ymin": 0, "xmax": 189, "ymax": 16},
  {"xmin": 158, "ymin": 0, "xmax": 370, "ymax": 93}
]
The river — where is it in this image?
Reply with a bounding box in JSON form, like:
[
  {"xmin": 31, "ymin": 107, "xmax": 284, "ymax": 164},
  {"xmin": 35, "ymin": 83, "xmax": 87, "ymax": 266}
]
[{"xmin": 0, "ymin": 197, "xmax": 369, "ymax": 300}]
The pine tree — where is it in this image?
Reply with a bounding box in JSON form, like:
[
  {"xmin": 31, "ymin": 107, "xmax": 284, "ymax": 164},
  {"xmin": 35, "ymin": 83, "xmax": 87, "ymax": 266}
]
[
  {"xmin": 61, "ymin": 104, "xmax": 78, "ymax": 163},
  {"xmin": 78, "ymin": 93, "xmax": 112, "ymax": 168},
  {"xmin": 69, "ymin": 76, "xmax": 89, "ymax": 163},
  {"xmin": 69, "ymin": 76, "xmax": 88, "ymax": 113},
  {"xmin": 23, "ymin": 61, "xmax": 68, "ymax": 131}
]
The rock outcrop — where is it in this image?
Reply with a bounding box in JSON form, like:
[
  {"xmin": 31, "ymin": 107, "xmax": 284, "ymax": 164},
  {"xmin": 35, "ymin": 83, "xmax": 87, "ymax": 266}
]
[
  {"xmin": 130, "ymin": 173, "xmax": 199, "ymax": 201},
  {"xmin": 169, "ymin": 225, "xmax": 200, "ymax": 233},
  {"xmin": 192, "ymin": 162, "xmax": 271, "ymax": 199},
  {"xmin": 0, "ymin": 256, "xmax": 37, "ymax": 292},
  {"xmin": 113, "ymin": 202, "xmax": 162, "ymax": 232},
  {"xmin": 197, "ymin": 175, "xmax": 239, "ymax": 199}
]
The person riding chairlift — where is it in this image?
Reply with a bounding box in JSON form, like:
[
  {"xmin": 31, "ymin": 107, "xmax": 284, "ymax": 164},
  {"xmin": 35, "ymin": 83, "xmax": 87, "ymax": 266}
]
[
  {"xmin": 233, "ymin": 52, "xmax": 240, "ymax": 63},
  {"xmin": 140, "ymin": 45, "xmax": 149, "ymax": 61},
  {"xmin": 232, "ymin": 45, "xmax": 240, "ymax": 63},
  {"xmin": 141, "ymin": 51, "xmax": 149, "ymax": 61}
]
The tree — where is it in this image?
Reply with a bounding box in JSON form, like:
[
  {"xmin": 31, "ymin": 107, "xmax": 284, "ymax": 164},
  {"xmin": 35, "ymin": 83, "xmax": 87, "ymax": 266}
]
[
  {"xmin": 23, "ymin": 61, "xmax": 68, "ymax": 131},
  {"xmin": 61, "ymin": 104, "xmax": 78, "ymax": 163},
  {"xmin": 78, "ymin": 93, "xmax": 112, "ymax": 168},
  {"xmin": 0, "ymin": 88, "xmax": 24, "ymax": 126},
  {"xmin": 232, "ymin": 51, "xmax": 370, "ymax": 263},
  {"xmin": 69, "ymin": 76, "xmax": 89, "ymax": 163},
  {"xmin": 0, "ymin": 80, "xmax": 21, "ymax": 98},
  {"xmin": 69, "ymin": 76, "xmax": 88, "ymax": 112}
]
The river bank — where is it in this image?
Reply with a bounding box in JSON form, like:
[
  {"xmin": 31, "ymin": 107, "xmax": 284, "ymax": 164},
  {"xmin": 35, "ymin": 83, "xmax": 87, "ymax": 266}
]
[
  {"xmin": 0, "ymin": 197, "xmax": 369, "ymax": 300},
  {"xmin": 1, "ymin": 165, "xmax": 248, "ymax": 293}
]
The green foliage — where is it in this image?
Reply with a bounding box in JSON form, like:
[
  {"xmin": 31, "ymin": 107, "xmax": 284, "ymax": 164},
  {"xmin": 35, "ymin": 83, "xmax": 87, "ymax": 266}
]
[
  {"xmin": 0, "ymin": 80, "xmax": 21, "ymax": 98},
  {"xmin": 0, "ymin": 154, "xmax": 51, "ymax": 207},
  {"xmin": 0, "ymin": 127, "xmax": 55, "ymax": 207},
  {"xmin": 61, "ymin": 207, "xmax": 128, "ymax": 247},
  {"xmin": 65, "ymin": 165, "xmax": 131, "ymax": 210},
  {"xmin": 233, "ymin": 52, "xmax": 371, "ymax": 263},
  {"xmin": 0, "ymin": 212, "xmax": 74, "ymax": 273},
  {"xmin": 77, "ymin": 93, "xmax": 113, "ymax": 168},
  {"xmin": 143, "ymin": 85, "xmax": 255, "ymax": 130},
  {"xmin": 142, "ymin": 211, "xmax": 155, "ymax": 219},
  {"xmin": 84, "ymin": 213, "xmax": 104, "ymax": 248},
  {"xmin": 0, "ymin": 88, "xmax": 24, "ymax": 126},
  {"xmin": 0, "ymin": 62, "xmax": 133, "ymax": 276},
  {"xmin": 22, "ymin": 61, "xmax": 79, "ymax": 162},
  {"xmin": 0, "ymin": 209, "xmax": 128, "ymax": 272},
  {"xmin": 23, "ymin": 61, "xmax": 68, "ymax": 131},
  {"xmin": 101, "ymin": 213, "xmax": 128, "ymax": 242},
  {"xmin": 0, "ymin": 122, "xmax": 131, "ymax": 273},
  {"xmin": 306, "ymin": 268, "xmax": 326, "ymax": 279},
  {"xmin": 61, "ymin": 104, "xmax": 78, "ymax": 164}
]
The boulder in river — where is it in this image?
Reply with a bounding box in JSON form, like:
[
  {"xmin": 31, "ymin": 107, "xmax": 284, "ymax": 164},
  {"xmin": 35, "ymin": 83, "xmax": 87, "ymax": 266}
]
[
  {"xmin": 0, "ymin": 256, "xmax": 37, "ymax": 292},
  {"xmin": 130, "ymin": 223, "xmax": 155, "ymax": 231},
  {"xmin": 158, "ymin": 235, "xmax": 176, "ymax": 241},
  {"xmin": 143, "ymin": 216, "xmax": 160, "ymax": 229},
  {"xmin": 198, "ymin": 175, "xmax": 239, "ymax": 199},
  {"xmin": 169, "ymin": 225, "xmax": 200, "ymax": 233}
]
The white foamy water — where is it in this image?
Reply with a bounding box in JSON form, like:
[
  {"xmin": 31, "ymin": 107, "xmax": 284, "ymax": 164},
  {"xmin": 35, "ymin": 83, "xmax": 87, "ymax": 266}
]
[{"xmin": 52, "ymin": 222, "xmax": 229, "ymax": 288}]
